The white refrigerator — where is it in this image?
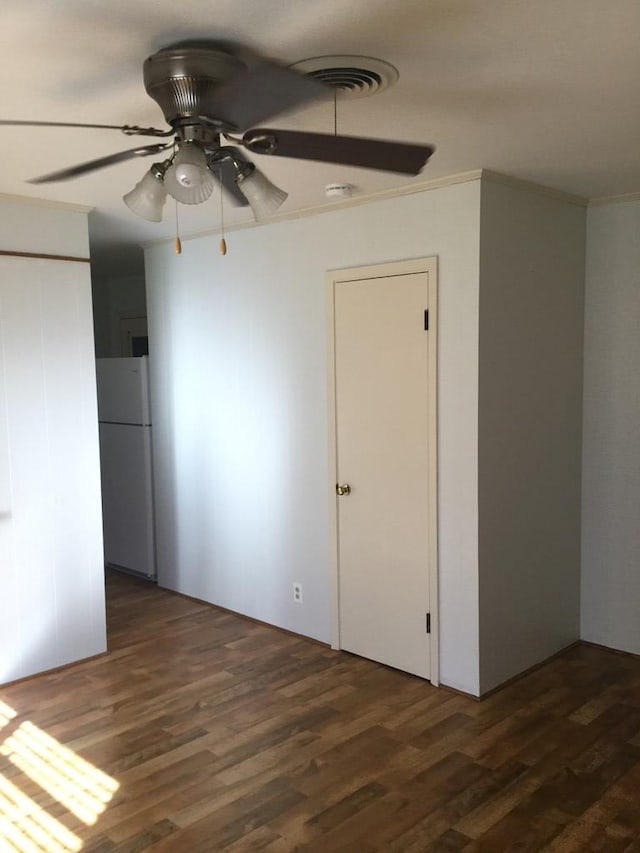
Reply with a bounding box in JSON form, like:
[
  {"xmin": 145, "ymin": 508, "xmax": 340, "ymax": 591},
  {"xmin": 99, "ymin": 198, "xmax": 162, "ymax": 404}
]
[{"xmin": 96, "ymin": 356, "xmax": 156, "ymax": 580}]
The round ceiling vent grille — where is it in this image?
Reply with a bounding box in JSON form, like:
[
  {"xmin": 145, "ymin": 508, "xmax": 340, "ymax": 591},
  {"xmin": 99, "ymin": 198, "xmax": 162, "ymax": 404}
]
[{"xmin": 290, "ymin": 55, "xmax": 399, "ymax": 98}]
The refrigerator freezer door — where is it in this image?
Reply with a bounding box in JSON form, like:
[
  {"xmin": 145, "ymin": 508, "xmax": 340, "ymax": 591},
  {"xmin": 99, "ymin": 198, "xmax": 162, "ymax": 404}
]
[
  {"xmin": 96, "ymin": 356, "xmax": 151, "ymax": 425},
  {"xmin": 99, "ymin": 422, "xmax": 156, "ymax": 578}
]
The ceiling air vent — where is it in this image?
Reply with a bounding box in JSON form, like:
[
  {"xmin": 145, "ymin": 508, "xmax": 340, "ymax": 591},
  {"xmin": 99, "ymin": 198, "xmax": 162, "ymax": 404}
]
[{"xmin": 290, "ymin": 56, "xmax": 399, "ymax": 99}]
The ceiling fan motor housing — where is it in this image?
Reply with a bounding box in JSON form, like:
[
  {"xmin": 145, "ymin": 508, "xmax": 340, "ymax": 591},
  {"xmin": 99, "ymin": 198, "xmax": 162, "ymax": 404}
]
[{"xmin": 143, "ymin": 42, "xmax": 244, "ymax": 128}]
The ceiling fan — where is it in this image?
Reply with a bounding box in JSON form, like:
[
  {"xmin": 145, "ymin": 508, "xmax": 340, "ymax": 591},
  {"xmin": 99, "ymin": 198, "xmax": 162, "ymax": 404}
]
[{"xmin": 0, "ymin": 41, "xmax": 435, "ymax": 222}]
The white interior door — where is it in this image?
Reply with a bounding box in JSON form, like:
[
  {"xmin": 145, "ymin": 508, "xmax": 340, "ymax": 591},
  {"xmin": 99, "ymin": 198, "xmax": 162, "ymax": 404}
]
[{"xmin": 331, "ymin": 260, "xmax": 437, "ymax": 680}]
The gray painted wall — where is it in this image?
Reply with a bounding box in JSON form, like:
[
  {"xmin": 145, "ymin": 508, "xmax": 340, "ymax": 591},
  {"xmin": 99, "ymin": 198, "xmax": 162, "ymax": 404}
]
[
  {"xmin": 581, "ymin": 201, "xmax": 640, "ymax": 654},
  {"xmin": 143, "ymin": 174, "xmax": 597, "ymax": 696},
  {"xmin": 145, "ymin": 180, "xmax": 483, "ymax": 695},
  {"xmin": 478, "ymin": 180, "xmax": 585, "ymax": 694}
]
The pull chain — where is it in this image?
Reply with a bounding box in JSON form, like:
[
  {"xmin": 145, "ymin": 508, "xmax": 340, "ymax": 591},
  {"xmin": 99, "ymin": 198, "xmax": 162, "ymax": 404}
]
[
  {"xmin": 174, "ymin": 200, "xmax": 182, "ymax": 255},
  {"xmin": 219, "ymin": 178, "xmax": 227, "ymax": 256},
  {"xmin": 334, "ymin": 88, "xmax": 338, "ymax": 136}
]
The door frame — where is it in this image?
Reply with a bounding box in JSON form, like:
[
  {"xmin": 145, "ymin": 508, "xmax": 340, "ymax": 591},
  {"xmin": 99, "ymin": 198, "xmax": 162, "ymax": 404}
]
[{"xmin": 326, "ymin": 256, "xmax": 439, "ymax": 685}]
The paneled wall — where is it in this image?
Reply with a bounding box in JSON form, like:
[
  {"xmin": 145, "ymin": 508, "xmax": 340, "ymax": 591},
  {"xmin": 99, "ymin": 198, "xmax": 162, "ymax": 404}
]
[
  {"xmin": 478, "ymin": 180, "xmax": 586, "ymax": 693},
  {"xmin": 146, "ymin": 180, "xmax": 483, "ymax": 694},
  {"xmin": 581, "ymin": 200, "xmax": 640, "ymax": 654},
  {"xmin": 0, "ymin": 198, "xmax": 106, "ymax": 684},
  {"xmin": 144, "ymin": 174, "xmax": 588, "ymax": 696}
]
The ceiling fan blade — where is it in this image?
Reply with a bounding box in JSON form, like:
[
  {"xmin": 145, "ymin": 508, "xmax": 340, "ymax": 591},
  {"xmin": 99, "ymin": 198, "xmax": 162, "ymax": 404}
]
[
  {"xmin": 242, "ymin": 129, "xmax": 435, "ymax": 176},
  {"xmin": 28, "ymin": 143, "xmax": 172, "ymax": 184},
  {"xmin": 201, "ymin": 62, "xmax": 327, "ymax": 131},
  {"xmin": 0, "ymin": 119, "xmax": 172, "ymax": 137},
  {"xmin": 208, "ymin": 158, "xmax": 250, "ymax": 207}
]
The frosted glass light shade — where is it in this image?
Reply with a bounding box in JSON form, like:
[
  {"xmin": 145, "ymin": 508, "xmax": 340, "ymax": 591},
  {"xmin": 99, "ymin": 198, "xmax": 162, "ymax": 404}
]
[
  {"xmin": 123, "ymin": 170, "xmax": 167, "ymax": 222},
  {"xmin": 164, "ymin": 143, "xmax": 214, "ymax": 205},
  {"xmin": 237, "ymin": 168, "xmax": 288, "ymax": 220}
]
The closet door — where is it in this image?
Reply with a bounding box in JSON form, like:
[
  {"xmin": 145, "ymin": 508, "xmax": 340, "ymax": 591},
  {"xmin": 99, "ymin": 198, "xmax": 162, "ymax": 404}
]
[{"xmin": 329, "ymin": 258, "xmax": 438, "ymax": 681}]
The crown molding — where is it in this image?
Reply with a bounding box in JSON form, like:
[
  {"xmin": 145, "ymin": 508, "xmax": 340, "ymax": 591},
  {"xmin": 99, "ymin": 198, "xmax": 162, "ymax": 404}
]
[
  {"xmin": 0, "ymin": 192, "xmax": 93, "ymax": 214},
  {"xmin": 480, "ymin": 169, "xmax": 588, "ymax": 207},
  {"xmin": 142, "ymin": 167, "xmax": 591, "ymax": 250},
  {"xmin": 588, "ymin": 191, "xmax": 640, "ymax": 207},
  {"xmin": 142, "ymin": 169, "xmax": 485, "ymax": 249}
]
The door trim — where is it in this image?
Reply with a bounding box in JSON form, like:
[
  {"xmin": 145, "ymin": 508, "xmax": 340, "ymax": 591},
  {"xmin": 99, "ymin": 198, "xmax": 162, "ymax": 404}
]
[{"xmin": 326, "ymin": 257, "xmax": 439, "ymax": 685}]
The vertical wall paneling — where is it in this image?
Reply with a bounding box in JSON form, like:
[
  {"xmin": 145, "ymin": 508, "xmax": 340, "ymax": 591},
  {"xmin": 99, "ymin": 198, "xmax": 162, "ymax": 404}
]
[
  {"xmin": 581, "ymin": 201, "xmax": 640, "ymax": 654},
  {"xmin": 0, "ymin": 201, "xmax": 105, "ymax": 684},
  {"xmin": 478, "ymin": 180, "xmax": 586, "ymax": 693},
  {"xmin": 145, "ymin": 174, "xmax": 592, "ymax": 696},
  {"xmin": 146, "ymin": 180, "xmax": 482, "ymax": 695}
]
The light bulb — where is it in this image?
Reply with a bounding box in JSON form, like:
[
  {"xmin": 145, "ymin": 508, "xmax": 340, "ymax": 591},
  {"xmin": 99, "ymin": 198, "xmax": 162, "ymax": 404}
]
[
  {"xmin": 174, "ymin": 163, "xmax": 203, "ymax": 188},
  {"xmin": 164, "ymin": 143, "xmax": 214, "ymax": 205}
]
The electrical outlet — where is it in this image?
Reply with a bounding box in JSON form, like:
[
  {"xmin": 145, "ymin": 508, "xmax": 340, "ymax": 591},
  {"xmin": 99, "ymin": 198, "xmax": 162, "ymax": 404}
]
[{"xmin": 293, "ymin": 582, "xmax": 303, "ymax": 604}]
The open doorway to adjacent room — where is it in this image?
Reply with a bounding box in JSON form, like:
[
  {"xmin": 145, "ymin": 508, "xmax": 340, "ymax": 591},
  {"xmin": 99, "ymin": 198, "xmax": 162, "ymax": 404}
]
[{"xmin": 89, "ymin": 244, "xmax": 157, "ymax": 585}]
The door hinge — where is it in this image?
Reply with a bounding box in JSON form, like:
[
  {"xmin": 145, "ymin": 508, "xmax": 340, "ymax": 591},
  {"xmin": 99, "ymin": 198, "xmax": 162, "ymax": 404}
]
[
  {"xmin": 424, "ymin": 309, "xmax": 429, "ymax": 331},
  {"xmin": 426, "ymin": 612, "xmax": 431, "ymax": 634}
]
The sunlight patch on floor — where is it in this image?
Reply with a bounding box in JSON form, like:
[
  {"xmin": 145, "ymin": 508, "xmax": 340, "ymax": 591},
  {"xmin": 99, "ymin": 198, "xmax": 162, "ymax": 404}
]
[
  {"xmin": 0, "ymin": 772, "xmax": 83, "ymax": 852},
  {"xmin": 0, "ymin": 700, "xmax": 120, "ymax": 852},
  {"xmin": 0, "ymin": 703, "xmax": 17, "ymax": 734},
  {"xmin": 1, "ymin": 722, "xmax": 119, "ymax": 826}
]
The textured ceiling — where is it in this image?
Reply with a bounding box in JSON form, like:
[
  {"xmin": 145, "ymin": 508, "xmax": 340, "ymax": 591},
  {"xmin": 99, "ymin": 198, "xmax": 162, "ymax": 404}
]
[{"xmin": 2, "ymin": 0, "xmax": 639, "ymax": 270}]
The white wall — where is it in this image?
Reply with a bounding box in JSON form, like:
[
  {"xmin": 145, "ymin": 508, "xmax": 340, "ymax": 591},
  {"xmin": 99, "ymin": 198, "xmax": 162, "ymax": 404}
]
[
  {"xmin": 0, "ymin": 195, "xmax": 90, "ymax": 257},
  {"xmin": 0, "ymin": 198, "xmax": 106, "ymax": 684},
  {"xmin": 145, "ymin": 180, "xmax": 482, "ymax": 694},
  {"xmin": 478, "ymin": 180, "xmax": 585, "ymax": 694},
  {"xmin": 581, "ymin": 201, "xmax": 640, "ymax": 654}
]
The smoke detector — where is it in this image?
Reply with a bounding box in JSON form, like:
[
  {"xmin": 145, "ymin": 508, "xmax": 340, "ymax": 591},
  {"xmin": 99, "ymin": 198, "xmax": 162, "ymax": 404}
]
[
  {"xmin": 325, "ymin": 182, "xmax": 355, "ymax": 198},
  {"xmin": 290, "ymin": 55, "xmax": 399, "ymax": 99}
]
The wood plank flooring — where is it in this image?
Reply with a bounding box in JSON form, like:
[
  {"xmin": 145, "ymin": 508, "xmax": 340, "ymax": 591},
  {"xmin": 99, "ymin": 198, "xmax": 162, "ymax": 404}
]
[{"xmin": 2, "ymin": 571, "xmax": 640, "ymax": 851}]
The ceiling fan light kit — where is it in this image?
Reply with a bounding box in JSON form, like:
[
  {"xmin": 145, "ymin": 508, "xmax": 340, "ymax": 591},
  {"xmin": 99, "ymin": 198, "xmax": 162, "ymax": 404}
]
[
  {"xmin": 2, "ymin": 40, "xmax": 435, "ymax": 239},
  {"xmin": 122, "ymin": 165, "xmax": 168, "ymax": 222},
  {"xmin": 235, "ymin": 165, "xmax": 289, "ymax": 219}
]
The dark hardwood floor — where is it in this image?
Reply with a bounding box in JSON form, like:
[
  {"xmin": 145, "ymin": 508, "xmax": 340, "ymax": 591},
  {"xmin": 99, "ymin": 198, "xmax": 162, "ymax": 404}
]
[{"xmin": 2, "ymin": 571, "xmax": 640, "ymax": 851}]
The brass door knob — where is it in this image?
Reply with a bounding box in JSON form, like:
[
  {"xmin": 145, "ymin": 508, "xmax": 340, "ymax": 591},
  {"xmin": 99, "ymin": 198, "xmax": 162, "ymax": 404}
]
[{"xmin": 336, "ymin": 483, "xmax": 351, "ymax": 496}]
